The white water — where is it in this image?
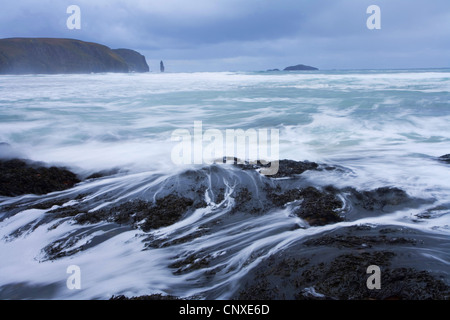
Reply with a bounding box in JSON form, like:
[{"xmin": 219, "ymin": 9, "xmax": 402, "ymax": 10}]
[{"xmin": 0, "ymin": 70, "xmax": 449, "ymax": 299}]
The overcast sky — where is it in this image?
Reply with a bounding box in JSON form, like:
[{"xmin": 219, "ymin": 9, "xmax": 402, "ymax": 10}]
[{"xmin": 1, "ymin": 0, "xmax": 449, "ymax": 72}]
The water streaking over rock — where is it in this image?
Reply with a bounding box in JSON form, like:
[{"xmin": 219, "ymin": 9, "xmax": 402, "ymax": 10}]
[
  {"xmin": 0, "ymin": 70, "xmax": 449, "ymax": 299},
  {"xmin": 0, "ymin": 159, "xmax": 448, "ymax": 299}
]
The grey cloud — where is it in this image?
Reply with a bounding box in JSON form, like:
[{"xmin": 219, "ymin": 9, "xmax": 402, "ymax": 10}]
[{"xmin": 0, "ymin": 0, "xmax": 449, "ymax": 71}]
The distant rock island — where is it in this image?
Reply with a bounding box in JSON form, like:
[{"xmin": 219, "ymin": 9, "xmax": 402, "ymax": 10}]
[
  {"xmin": 265, "ymin": 64, "xmax": 319, "ymax": 72},
  {"xmin": 284, "ymin": 64, "xmax": 318, "ymax": 71},
  {"xmin": 0, "ymin": 38, "xmax": 149, "ymax": 74}
]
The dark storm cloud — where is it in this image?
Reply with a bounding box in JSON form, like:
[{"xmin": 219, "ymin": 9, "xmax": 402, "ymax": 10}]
[{"xmin": 0, "ymin": 0, "xmax": 449, "ymax": 71}]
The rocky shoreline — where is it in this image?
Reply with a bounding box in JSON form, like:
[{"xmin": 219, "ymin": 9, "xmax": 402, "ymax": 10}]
[
  {"xmin": 1, "ymin": 155, "xmax": 449, "ymax": 300},
  {"xmin": 0, "ymin": 159, "xmax": 80, "ymax": 197},
  {"xmin": 237, "ymin": 225, "xmax": 449, "ymax": 300}
]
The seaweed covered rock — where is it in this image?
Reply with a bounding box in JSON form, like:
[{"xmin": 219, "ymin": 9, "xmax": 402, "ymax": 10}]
[
  {"xmin": 349, "ymin": 187, "xmax": 410, "ymax": 211},
  {"xmin": 269, "ymin": 186, "xmax": 344, "ymax": 226},
  {"xmin": 237, "ymin": 249, "xmax": 450, "ymax": 300},
  {"xmin": 69, "ymin": 194, "xmax": 202, "ymax": 232},
  {"xmin": 0, "ymin": 159, "xmax": 80, "ymax": 196},
  {"xmin": 236, "ymin": 159, "xmax": 319, "ymax": 178},
  {"xmin": 291, "ymin": 187, "xmax": 344, "ymax": 226},
  {"xmin": 236, "ymin": 224, "xmax": 450, "ymax": 300}
]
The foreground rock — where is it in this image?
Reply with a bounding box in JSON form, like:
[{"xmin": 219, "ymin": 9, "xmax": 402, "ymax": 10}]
[
  {"xmin": 0, "ymin": 38, "xmax": 149, "ymax": 74},
  {"xmin": 237, "ymin": 226, "xmax": 450, "ymax": 300},
  {"xmin": 0, "ymin": 159, "xmax": 80, "ymax": 197},
  {"xmin": 69, "ymin": 194, "xmax": 205, "ymax": 232},
  {"xmin": 18, "ymin": 159, "xmax": 426, "ymax": 262},
  {"xmin": 269, "ymin": 186, "xmax": 344, "ymax": 226},
  {"xmin": 2, "ymin": 158, "xmax": 445, "ymax": 301},
  {"xmin": 238, "ymin": 251, "xmax": 449, "ymax": 300}
]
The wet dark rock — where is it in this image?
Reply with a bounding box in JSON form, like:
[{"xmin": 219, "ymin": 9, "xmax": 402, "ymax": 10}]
[
  {"xmin": 234, "ymin": 159, "xmax": 319, "ymax": 178},
  {"xmin": 292, "ymin": 187, "xmax": 343, "ymax": 226},
  {"xmin": 85, "ymin": 169, "xmax": 120, "ymax": 180},
  {"xmin": 3, "ymin": 154, "xmax": 440, "ymax": 302},
  {"xmin": 301, "ymin": 252, "xmax": 449, "ymax": 300},
  {"xmin": 169, "ymin": 252, "xmax": 212, "ymax": 275},
  {"xmin": 231, "ymin": 187, "xmax": 262, "ymax": 215},
  {"xmin": 85, "ymin": 173, "xmax": 106, "ymax": 180},
  {"xmin": 238, "ymin": 278, "xmax": 281, "ymax": 300},
  {"xmin": 303, "ymin": 234, "xmax": 417, "ymax": 249},
  {"xmin": 268, "ymin": 188, "xmax": 304, "ymax": 207},
  {"xmin": 71, "ymin": 194, "xmax": 201, "ymax": 232},
  {"xmin": 141, "ymin": 195, "xmax": 196, "ymax": 231},
  {"xmin": 31, "ymin": 198, "xmax": 73, "ymax": 210},
  {"xmin": 215, "ymin": 188, "xmax": 225, "ymax": 204},
  {"xmin": 236, "ymin": 223, "xmax": 450, "ymax": 300},
  {"xmin": 438, "ymin": 154, "xmax": 450, "ymax": 164},
  {"xmin": 0, "ymin": 159, "xmax": 80, "ymax": 197},
  {"xmin": 348, "ymin": 187, "xmax": 410, "ymax": 211},
  {"xmin": 229, "ymin": 161, "xmax": 415, "ymax": 226},
  {"xmin": 269, "ymin": 186, "xmax": 343, "ymax": 226},
  {"xmin": 237, "ymin": 250, "xmax": 449, "ymax": 300},
  {"xmin": 49, "ymin": 205, "xmax": 85, "ymax": 221},
  {"xmin": 417, "ymin": 205, "xmax": 450, "ymax": 219},
  {"xmin": 0, "ymin": 282, "xmax": 60, "ymax": 300},
  {"xmin": 43, "ymin": 236, "xmax": 85, "ymax": 260},
  {"xmin": 146, "ymin": 228, "xmax": 208, "ymax": 249},
  {"xmin": 41, "ymin": 224, "xmax": 131, "ymax": 261},
  {"xmin": 272, "ymin": 160, "xmax": 319, "ymax": 178},
  {"xmin": 234, "ymin": 187, "xmax": 252, "ymax": 204}
]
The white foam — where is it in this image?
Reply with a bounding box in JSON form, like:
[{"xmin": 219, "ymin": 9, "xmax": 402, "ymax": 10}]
[{"xmin": 1, "ymin": 70, "xmax": 449, "ymax": 299}]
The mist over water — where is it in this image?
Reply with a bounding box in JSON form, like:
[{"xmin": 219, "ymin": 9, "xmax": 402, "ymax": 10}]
[{"xmin": 0, "ymin": 70, "xmax": 449, "ymax": 299}]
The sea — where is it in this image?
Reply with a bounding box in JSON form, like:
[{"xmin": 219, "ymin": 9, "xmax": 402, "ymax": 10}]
[{"xmin": 0, "ymin": 69, "xmax": 449, "ymax": 299}]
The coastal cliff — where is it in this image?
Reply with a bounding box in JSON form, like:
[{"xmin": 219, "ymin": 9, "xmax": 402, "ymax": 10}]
[
  {"xmin": 0, "ymin": 38, "xmax": 149, "ymax": 74},
  {"xmin": 112, "ymin": 48, "xmax": 149, "ymax": 73}
]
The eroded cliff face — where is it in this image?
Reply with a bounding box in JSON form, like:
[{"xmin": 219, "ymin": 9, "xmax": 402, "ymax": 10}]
[
  {"xmin": 0, "ymin": 38, "xmax": 149, "ymax": 74},
  {"xmin": 112, "ymin": 49, "xmax": 149, "ymax": 73}
]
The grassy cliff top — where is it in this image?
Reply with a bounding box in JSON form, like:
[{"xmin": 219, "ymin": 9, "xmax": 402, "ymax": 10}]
[{"xmin": 0, "ymin": 38, "xmax": 148, "ymax": 74}]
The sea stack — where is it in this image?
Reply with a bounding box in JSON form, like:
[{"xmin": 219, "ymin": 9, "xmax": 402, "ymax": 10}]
[{"xmin": 160, "ymin": 60, "xmax": 165, "ymax": 73}]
